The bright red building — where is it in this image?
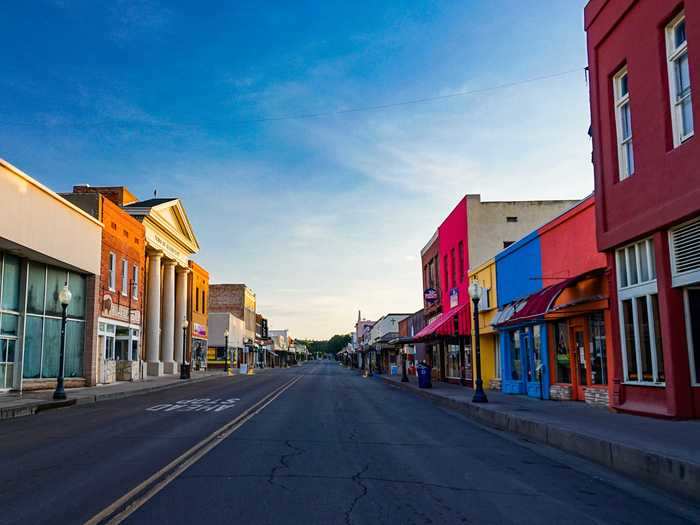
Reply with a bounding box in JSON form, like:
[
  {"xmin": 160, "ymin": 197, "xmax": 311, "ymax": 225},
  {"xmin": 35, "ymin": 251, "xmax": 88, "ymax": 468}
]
[{"xmin": 586, "ymin": 0, "xmax": 700, "ymax": 417}]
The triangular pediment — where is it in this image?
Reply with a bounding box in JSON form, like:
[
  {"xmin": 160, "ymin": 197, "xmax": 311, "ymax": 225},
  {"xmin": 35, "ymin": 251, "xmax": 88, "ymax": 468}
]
[{"xmin": 148, "ymin": 199, "xmax": 200, "ymax": 254}]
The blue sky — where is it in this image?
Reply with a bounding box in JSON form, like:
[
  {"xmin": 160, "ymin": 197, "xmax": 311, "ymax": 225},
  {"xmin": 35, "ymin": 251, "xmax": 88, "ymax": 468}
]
[{"xmin": 2, "ymin": 0, "xmax": 591, "ymax": 339}]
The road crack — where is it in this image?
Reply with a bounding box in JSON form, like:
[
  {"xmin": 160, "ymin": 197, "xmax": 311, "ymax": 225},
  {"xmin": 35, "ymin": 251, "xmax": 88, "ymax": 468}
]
[
  {"xmin": 344, "ymin": 464, "xmax": 370, "ymax": 525},
  {"xmin": 267, "ymin": 440, "xmax": 306, "ymax": 491}
]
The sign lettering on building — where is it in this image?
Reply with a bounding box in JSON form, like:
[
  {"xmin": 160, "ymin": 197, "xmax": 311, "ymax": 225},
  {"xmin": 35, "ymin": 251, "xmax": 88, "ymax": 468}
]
[
  {"xmin": 145, "ymin": 229, "xmax": 188, "ymax": 266},
  {"xmin": 102, "ymin": 295, "xmax": 141, "ymax": 324},
  {"xmin": 449, "ymin": 288, "xmax": 459, "ymax": 308},
  {"xmin": 193, "ymin": 322, "xmax": 207, "ymax": 339}
]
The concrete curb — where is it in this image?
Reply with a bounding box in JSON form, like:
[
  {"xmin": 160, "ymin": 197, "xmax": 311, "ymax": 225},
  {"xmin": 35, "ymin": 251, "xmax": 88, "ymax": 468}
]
[
  {"xmin": 0, "ymin": 373, "xmax": 226, "ymax": 421},
  {"xmin": 380, "ymin": 375, "xmax": 700, "ymax": 503}
]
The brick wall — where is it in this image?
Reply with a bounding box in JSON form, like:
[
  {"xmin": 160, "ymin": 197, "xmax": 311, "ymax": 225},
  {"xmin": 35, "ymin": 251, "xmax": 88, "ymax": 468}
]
[
  {"xmin": 583, "ymin": 387, "xmax": 609, "ymax": 407},
  {"xmin": 550, "ymin": 384, "xmax": 573, "ymax": 401},
  {"xmin": 209, "ymin": 284, "xmax": 246, "ymax": 320},
  {"xmin": 99, "ymin": 197, "xmax": 146, "ymax": 324}
]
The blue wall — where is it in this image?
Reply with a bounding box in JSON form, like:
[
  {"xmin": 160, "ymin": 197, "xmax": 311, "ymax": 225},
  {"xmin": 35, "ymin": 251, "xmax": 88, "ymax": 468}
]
[{"xmin": 495, "ymin": 231, "xmax": 543, "ymax": 308}]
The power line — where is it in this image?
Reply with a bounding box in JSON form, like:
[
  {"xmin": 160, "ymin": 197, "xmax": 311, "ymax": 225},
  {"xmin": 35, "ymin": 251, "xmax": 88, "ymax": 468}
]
[{"xmin": 0, "ymin": 66, "xmax": 585, "ymax": 128}]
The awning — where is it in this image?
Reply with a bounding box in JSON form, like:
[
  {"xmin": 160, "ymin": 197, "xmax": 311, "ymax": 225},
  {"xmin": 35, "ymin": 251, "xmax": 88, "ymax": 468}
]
[
  {"xmin": 494, "ymin": 269, "xmax": 606, "ymax": 328},
  {"xmin": 413, "ymin": 302, "xmax": 469, "ymax": 341}
]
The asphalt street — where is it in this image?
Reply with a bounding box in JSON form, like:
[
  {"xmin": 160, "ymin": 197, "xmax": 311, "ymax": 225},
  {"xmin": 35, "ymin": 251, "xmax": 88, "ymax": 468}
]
[{"xmin": 2, "ymin": 362, "xmax": 700, "ymax": 525}]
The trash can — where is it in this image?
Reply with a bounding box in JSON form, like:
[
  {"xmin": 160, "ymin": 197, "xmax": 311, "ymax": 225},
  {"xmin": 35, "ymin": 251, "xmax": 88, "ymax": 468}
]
[{"xmin": 417, "ymin": 364, "xmax": 432, "ymax": 388}]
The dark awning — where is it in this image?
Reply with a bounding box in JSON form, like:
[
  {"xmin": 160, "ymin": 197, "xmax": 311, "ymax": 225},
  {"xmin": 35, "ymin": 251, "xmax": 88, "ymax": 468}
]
[{"xmin": 413, "ymin": 302, "xmax": 469, "ymax": 341}]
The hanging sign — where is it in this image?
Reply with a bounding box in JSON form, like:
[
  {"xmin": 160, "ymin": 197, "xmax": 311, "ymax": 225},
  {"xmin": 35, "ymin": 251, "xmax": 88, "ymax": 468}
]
[{"xmin": 424, "ymin": 288, "xmax": 438, "ymax": 304}]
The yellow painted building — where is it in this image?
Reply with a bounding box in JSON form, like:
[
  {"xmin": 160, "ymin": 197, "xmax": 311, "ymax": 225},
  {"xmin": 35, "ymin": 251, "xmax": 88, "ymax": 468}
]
[
  {"xmin": 188, "ymin": 261, "xmax": 209, "ymax": 369},
  {"xmin": 469, "ymin": 258, "xmax": 501, "ymax": 390}
]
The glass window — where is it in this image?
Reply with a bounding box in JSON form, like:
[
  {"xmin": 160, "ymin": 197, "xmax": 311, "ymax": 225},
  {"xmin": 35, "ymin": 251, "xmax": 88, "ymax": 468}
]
[
  {"xmin": 121, "ymin": 260, "xmax": 128, "ymax": 295},
  {"xmin": 687, "ymin": 288, "xmax": 700, "ymax": 384},
  {"xmin": 667, "ymin": 13, "xmax": 693, "ymax": 145},
  {"xmin": 67, "ymin": 272, "xmax": 86, "ymax": 319},
  {"xmin": 45, "ymin": 267, "xmax": 66, "ymax": 317},
  {"xmin": 41, "ymin": 318, "xmax": 61, "ymax": 378},
  {"xmin": 529, "ymin": 325, "xmax": 542, "ymax": 382},
  {"xmin": 1, "ymin": 254, "xmax": 21, "ymax": 311},
  {"xmin": 65, "ymin": 320, "xmax": 84, "ymax": 377},
  {"xmin": 590, "ymin": 312, "xmax": 607, "ymax": 385},
  {"xmin": 617, "ymin": 239, "xmax": 656, "ymax": 289},
  {"xmin": 0, "ymin": 313, "xmax": 19, "ymax": 336},
  {"xmin": 652, "ymin": 294, "xmax": 665, "ymax": 382},
  {"xmin": 446, "ymin": 344, "xmax": 460, "ymax": 378},
  {"xmin": 27, "ymin": 263, "xmax": 46, "ymax": 314},
  {"xmin": 132, "ymin": 265, "xmax": 139, "ymax": 300},
  {"xmin": 622, "ymin": 299, "xmax": 638, "ymax": 381},
  {"xmin": 108, "ymin": 253, "xmax": 116, "ymax": 290},
  {"xmin": 23, "ymin": 316, "xmax": 43, "ymax": 378},
  {"xmin": 627, "ymin": 245, "xmax": 638, "ymax": 285},
  {"xmin": 554, "ymin": 321, "xmax": 571, "ymax": 384},
  {"xmin": 510, "ymin": 330, "xmax": 521, "ymax": 380},
  {"xmin": 614, "ymin": 67, "xmax": 634, "ymax": 180},
  {"xmin": 458, "ymin": 241, "xmax": 465, "ymax": 283},
  {"xmin": 450, "ymin": 248, "xmax": 456, "ymax": 288}
]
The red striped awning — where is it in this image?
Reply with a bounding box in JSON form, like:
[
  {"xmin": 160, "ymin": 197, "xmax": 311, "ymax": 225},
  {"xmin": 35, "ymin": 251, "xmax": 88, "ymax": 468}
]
[{"xmin": 413, "ymin": 302, "xmax": 470, "ymax": 340}]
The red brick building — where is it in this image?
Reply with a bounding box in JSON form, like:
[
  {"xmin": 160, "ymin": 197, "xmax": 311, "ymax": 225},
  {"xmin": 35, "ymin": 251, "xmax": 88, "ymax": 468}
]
[
  {"xmin": 586, "ymin": 0, "xmax": 700, "ymax": 417},
  {"xmin": 63, "ymin": 188, "xmax": 146, "ymax": 383}
]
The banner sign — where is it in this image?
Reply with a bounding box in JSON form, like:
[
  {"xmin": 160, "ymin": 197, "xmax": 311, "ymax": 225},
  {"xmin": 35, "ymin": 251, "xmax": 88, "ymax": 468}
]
[{"xmin": 449, "ymin": 288, "xmax": 459, "ymax": 308}]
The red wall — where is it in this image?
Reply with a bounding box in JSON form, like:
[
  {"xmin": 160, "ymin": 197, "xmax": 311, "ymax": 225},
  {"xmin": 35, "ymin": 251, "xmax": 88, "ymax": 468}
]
[
  {"xmin": 586, "ymin": 0, "xmax": 700, "ymax": 251},
  {"xmin": 538, "ymin": 196, "xmax": 606, "ymax": 280},
  {"xmin": 437, "ymin": 197, "xmax": 471, "ymax": 335}
]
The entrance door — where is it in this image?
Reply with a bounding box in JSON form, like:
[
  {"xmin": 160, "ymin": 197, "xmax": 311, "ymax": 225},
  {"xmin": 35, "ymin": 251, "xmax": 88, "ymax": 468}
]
[{"xmin": 571, "ymin": 323, "xmax": 591, "ymax": 400}]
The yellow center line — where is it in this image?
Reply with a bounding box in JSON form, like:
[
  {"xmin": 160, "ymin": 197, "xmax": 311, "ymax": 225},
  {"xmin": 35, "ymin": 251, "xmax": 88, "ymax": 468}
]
[{"xmin": 84, "ymin": 374, "xmax": 303, "ymax": 525}]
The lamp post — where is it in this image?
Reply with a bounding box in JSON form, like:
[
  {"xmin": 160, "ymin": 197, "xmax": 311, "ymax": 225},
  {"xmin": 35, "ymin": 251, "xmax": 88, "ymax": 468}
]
[
  {"xmin": 53, "ymin": 284, "xmax": 72, "ymax": 400},
  {"xmin": 224, "ymin": 328, "xmax": 229, "ymax": 373},
  {"xmin": 469, "ymin": 280, "xmax": 488, "ymax": 403},
  {"xmin": 401, "ymin": 345, "xmax": 409, "ymax": 383},
  {"xmin": 180, "ymin": 318, "xmax": 189, "ymax": 379}
]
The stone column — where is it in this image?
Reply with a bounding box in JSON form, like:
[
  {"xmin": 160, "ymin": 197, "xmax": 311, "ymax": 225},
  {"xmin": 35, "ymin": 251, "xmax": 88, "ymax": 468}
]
[
  {"xmin": 174, "ymin": 266, "xmax": 189, "ymax": 367},
  {"xmin": 146, "ymin": 251, "xmax": 164, "ymax": 376},
  {"xmin": 161, "ymin": 260, "xmax": 177, "ymax": 374}
]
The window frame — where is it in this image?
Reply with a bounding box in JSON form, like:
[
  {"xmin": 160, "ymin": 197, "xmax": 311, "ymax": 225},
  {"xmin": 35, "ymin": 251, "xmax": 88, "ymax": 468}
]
[
  {"xmin": 121, "ymin": 259, "xmax": 128, "ymax": 296},
  {"xmin": 108, "ymin": 252, "xmax": 116, "ymax": 291},
  {"xmin": 666, "ymin": 11, "xmax": 694, "ymax": 147},
  {"xmin": 613, "ymin": 66, "xmax": 634, "ymax": 180},
  {"xmin": 616, "ymin": 238, "xmax": 664, "ymax": 385},
  {"xmin": 683, "ymin": 286, "xmax": 700, "ymax": 386},
  {"xmin": 132, "ymin": 265, "xmax": 139, "ymax": 300}
]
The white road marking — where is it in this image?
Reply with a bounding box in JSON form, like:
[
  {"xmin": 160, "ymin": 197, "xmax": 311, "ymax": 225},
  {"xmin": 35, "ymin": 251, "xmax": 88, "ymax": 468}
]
[{"xmin": 146, "ymin": 397, "xmax": 242, "ymax": 413}]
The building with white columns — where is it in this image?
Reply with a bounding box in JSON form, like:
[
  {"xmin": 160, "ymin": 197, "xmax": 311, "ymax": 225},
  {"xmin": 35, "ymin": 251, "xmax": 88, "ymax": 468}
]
[{"xmin": 123, "ymin": 198, "xmax": 200, "ymax": 376}]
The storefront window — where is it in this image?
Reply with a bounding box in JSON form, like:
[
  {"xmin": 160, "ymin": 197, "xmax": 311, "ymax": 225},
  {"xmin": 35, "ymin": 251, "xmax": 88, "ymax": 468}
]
[
  {"xmin": 617, "ymin": 239, "xmax": 664, "ymax": 384},
  {"xmin": 554, "ymin": 321, "xmax": 571, "ymax": 383},
  {"xmin": 1, "ymin": 254, "xmax": 20, "ymax": 311},
  {"xmin": 446, "ymin": 344, "xmax": 460, "ymax": 378},
  {"xmin": 687, "ymin": 288, "xmax": 700, "ymax": 384},
  {"xmin": 22, "ymin": 262, "xmax": 86, "ymax": 379},
  {"xmin": 589, "ymin": 312, "xmax": 607, "ymax": 385},
  {"xmin": 528, "ymin": 325, "xmax": 542, "ymax": 382},
  {"xmin": 1, "ymin": 313, "xmax": 18, "ymax": 337},
  {"xmin": 0, "ymin": 339, "xmax": 16, "ymax": 389},
  {"xmin": 509, "ymin": 330, "xmax": 521, "ymax": 380}
]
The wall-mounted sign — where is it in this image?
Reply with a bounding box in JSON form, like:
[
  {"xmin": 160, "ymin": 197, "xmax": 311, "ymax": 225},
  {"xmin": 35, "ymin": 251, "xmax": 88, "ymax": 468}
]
[
  {"xmin": 193, "ymin": 322, "xmax": 207, "ymax": 339},
  {"xmin": 101, "ymin": 294, "xmax": 141, "ymax": 324},
  {"xmin": 424, "ymin": 288, "xmax": 438, "ymax": 304},
  {"xmin": 449, "ymin": 288, "xmax": 459, "ymax": 308}
]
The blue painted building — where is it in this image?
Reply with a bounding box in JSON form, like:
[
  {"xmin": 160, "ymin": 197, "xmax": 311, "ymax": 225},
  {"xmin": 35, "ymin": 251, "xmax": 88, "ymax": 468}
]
[{"xmin": 494, "ymin": 231, "xmax": 550, "ymax": 399}]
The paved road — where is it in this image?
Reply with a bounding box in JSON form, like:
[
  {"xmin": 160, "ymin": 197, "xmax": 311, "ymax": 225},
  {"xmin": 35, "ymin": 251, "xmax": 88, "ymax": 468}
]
[{"xmin": 2, "ymin": 362, "xmax": 699, "ymax": 524}]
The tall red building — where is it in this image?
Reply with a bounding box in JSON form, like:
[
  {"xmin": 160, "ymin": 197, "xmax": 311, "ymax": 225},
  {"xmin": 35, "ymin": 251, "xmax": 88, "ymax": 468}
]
[{"xmin": 586, "ymin": 0, "xmax": 700, "ymax": 417}]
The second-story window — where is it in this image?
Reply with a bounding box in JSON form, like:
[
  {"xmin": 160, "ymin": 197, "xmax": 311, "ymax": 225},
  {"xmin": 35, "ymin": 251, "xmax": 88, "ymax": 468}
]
[
  {"xmin": 614, "ymin": 66, "xmax": 634, "ymax": 180},
  {"xmin": 450, "ymin": 248, "xmax": 456, "ymax": 288},
  {"xmin": 132, "ymin": 265, "xmax": 139, "ymax": 300},
  {"xmin": 121, "ymin": 259, "xmax": 128, "ymax": 296},
  {"xmin": 458, "ymin": 241, "xmax": 465, "ymax": 282},
  {"xmin": 108, "ymin": 252, "xmax": 116, "ymax": 291},
  {"xmin": 667, "ymin": 12, "xmax": 693, "ymax": 146}
]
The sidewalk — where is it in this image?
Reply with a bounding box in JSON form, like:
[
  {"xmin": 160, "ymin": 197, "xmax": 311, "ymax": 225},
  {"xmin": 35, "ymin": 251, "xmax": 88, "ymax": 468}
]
[
  {"xmin": 0, "ymin": 369, "xmax": 228, "ymax": 421},
  {"xmin": 376, "ymin": 371, "xmax": 700, "ymax": 502}
]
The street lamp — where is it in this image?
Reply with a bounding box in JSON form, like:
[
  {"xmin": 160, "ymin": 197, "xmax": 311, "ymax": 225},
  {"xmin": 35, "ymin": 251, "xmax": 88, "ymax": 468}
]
[
  {"xmin": 469, "ymin": 280, "xmax": 488, "ymax": 403},
  {"xmin": 53, "ymin": 283, "xmax": 72, "ymax": 400},
  {"xmin": 224, "ymin": 328, "xmax": 229, "ymax": 373},
  {"xmin": 180, "ymin": 318, "xmax": 189, "ymax": 380}
]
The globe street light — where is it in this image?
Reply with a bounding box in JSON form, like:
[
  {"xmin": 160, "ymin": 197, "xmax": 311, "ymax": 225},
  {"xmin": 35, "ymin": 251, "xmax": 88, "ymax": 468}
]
[
  {"xmin": 468, "ymin": 280, "xmax": 488, "ymax": 403},
  {"xmin": 224, "ymin": 328, "xmax": 230, "ymax": 373},
  {"xmin": 53, "ymin": 284, "xmax": 72, "ymax": 400},
  {"xmin": 180, "ymin": 318, "xmax": 189, "ymax": 380}
]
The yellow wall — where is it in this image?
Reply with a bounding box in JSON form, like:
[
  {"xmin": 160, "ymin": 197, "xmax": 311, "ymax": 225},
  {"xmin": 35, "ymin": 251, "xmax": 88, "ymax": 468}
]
[
  {"xmin": 188, "ymin": 260, "xmax": 209, "ymax": 336},
  {"xmin": 469, "ymin": 258, "xmax": 500, "ymax": 389}
]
